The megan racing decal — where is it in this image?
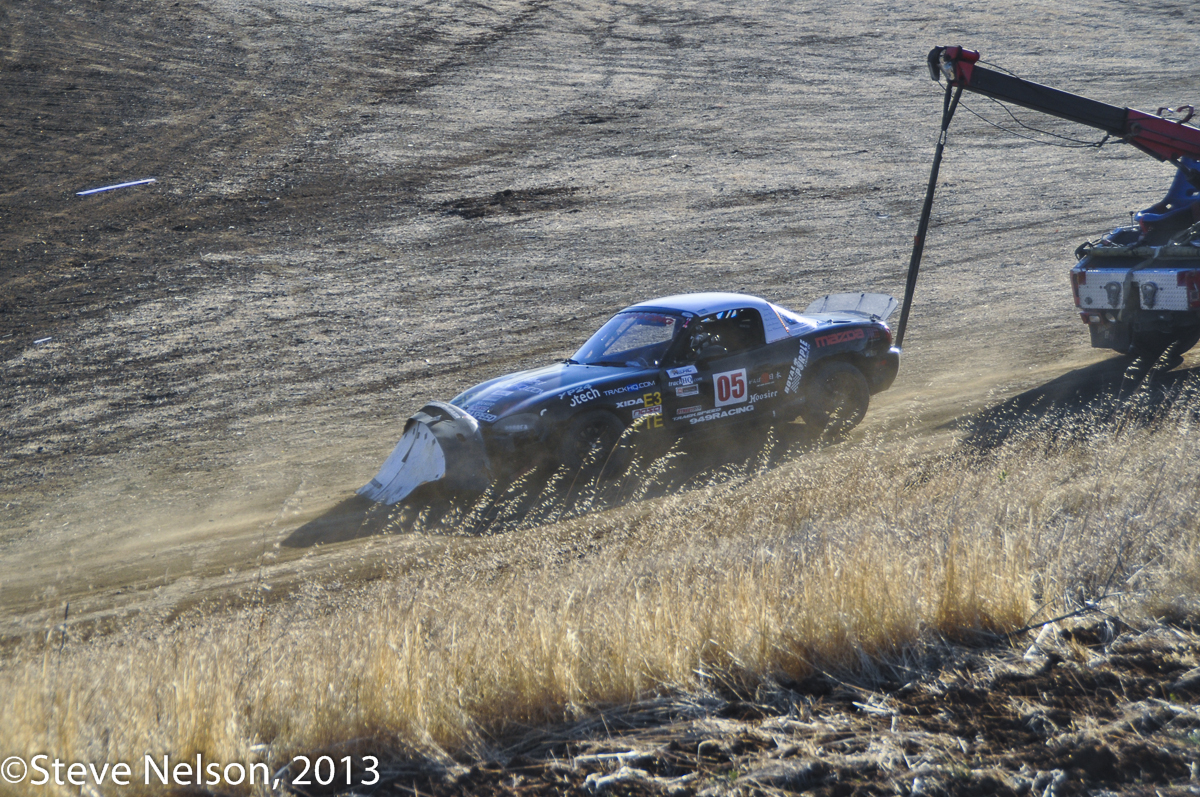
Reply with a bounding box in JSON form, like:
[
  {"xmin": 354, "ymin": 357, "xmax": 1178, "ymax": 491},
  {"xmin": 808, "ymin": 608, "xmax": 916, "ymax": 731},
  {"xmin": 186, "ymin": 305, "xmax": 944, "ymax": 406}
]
[
  {"xmin": 688, "ymin": 404, "xmax": 754, "ymax": 425},
  {"xmin": 784, "ymin": 341, "xmax": 810, "ymax": 395},
  {"xmin": 713, "ymin": 368, "xmax": 747, "ymax": 408},
  {"xmin": 667, "ymin": 365, "xmax": 698, "ymax": 378},
  {"xmin": 675, "ymin": 384, "xmax": 699, "ymax": 397},
  {"xmin": 466, "ymin": 406, "xmax": 498, "ymax": 423},
  {"xmin": 814, "ymin": 327, "xmax": 865, "ymax": 348}
]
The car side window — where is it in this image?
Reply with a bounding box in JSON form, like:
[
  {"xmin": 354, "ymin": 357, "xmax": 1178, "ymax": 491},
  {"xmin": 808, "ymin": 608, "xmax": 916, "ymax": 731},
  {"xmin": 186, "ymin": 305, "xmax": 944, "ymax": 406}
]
[{"xmin": 675, "ymin": 308, "xmax": 765, "ymax": 362}]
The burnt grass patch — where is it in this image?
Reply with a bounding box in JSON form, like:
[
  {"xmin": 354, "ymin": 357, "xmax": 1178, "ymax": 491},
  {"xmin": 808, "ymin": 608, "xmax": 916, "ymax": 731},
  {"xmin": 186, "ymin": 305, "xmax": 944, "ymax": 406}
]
[{"xmin": 444, "ymin": 186, "xmax": 581, "ymax": 219}]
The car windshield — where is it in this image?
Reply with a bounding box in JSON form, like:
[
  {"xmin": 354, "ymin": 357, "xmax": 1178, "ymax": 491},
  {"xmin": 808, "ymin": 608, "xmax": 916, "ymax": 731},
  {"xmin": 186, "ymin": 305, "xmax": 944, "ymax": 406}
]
[{"xmin": 571, "ymin": 311, "xmax": 682, "ymax": 367}]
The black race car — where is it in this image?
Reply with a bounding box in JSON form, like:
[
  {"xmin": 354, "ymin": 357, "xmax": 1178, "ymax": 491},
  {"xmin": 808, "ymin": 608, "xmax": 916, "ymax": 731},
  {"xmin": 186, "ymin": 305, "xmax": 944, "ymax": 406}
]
[{"xmin": 359, "ymin": 292, "xmax": 900, "ymax": 505}]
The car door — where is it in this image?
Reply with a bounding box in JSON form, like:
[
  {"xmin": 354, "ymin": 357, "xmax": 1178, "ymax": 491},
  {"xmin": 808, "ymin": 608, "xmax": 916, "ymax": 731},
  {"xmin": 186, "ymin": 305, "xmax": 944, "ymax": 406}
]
[{"xmin": 662, "ymin": 307, "xmax": 790, "ymax": 428}]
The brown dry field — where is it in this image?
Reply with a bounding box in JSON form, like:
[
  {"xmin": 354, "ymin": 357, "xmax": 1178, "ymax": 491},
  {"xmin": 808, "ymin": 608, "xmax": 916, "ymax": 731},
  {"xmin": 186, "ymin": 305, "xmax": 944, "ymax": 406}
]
[{"xmin": 3, "ymin": 0, "xmax": 1200, "ymax": 793}]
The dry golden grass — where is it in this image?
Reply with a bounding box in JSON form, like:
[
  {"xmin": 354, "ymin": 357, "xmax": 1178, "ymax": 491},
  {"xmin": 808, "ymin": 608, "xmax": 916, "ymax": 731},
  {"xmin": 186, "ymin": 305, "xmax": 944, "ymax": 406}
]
[{"xmin": 2, "ymin": 372, "xmax": 1199, "ymax": 794}]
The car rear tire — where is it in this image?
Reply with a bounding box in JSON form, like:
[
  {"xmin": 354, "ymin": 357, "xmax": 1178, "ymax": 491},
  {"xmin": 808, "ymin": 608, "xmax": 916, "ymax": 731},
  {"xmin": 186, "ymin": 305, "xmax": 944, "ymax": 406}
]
[
  {"xmin": 801, "ymin": 361, "xmax": 870, "ymax": 435},
  {"xmin": 557, "ymin": 410, "xmax": 629, "ymax": 479}
]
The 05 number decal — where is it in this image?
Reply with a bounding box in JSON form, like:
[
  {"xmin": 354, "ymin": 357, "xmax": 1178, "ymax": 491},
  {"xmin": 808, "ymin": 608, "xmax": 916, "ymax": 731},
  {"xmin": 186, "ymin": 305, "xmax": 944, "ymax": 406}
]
[{"xmin": 714, "ymin": 368, "xmax": 747, "ymax": 408}]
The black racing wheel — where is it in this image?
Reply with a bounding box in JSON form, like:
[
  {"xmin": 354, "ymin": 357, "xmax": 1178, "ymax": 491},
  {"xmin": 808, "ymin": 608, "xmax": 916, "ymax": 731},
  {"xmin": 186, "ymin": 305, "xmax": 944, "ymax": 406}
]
[
  {"xmin": 801, "ymin": 361, "xmax": 870, "ymax": 435},
  {"xmin": 557, "ymin": 410, "xmax": 630, "ymax": 478}
]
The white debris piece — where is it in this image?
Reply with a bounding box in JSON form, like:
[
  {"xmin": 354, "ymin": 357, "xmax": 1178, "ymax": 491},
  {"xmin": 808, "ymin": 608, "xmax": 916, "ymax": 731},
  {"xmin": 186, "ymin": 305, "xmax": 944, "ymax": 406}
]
[{"xmin": 357, "ymin": 422, "xmax": 446, "ymax": 504}]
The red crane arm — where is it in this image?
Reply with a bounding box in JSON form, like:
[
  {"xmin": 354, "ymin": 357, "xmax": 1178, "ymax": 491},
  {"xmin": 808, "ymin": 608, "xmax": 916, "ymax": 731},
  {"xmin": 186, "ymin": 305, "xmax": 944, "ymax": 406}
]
[{"xmin": 930, "ymin": 46, "xmax": 1200, "ymax": 164}]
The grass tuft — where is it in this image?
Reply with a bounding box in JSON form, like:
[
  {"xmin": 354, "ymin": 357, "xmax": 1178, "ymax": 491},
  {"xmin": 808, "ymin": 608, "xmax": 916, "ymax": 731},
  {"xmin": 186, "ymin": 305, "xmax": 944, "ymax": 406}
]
[{"xmin": 2, "ymin": 373, "xmax": 1199, "ymax": 793}]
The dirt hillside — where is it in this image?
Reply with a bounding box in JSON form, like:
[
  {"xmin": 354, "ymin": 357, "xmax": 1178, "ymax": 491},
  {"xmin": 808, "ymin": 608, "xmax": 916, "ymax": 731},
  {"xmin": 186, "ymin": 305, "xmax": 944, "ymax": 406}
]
[{"xmin": 2, "ymin": 0, "xmax": 1198, "ymax": 697}]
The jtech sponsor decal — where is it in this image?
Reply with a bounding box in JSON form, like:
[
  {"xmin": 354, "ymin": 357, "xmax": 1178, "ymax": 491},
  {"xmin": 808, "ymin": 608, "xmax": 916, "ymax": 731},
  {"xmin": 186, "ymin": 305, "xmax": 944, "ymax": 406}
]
[
  {"xmin": 814, "ymin": 327, "xmax": 865, "ymax": 348},
  {"xmin": 713, "ymin": 368, "xmax": 747, "ymax": 408},
  {"xmin": 784, "ymin": 340, "xmax": 810, "ymax": 395},
  {"xmin": 688, "ymin": 404, "xmax": 755, "ymax": 425},
  {"xmin": 667, "ymin": 365, "xmax": 698, "ymax": 378},
  {"xmin": 565, "ymin": 386, "xmax": 600, "ymax": 407}
]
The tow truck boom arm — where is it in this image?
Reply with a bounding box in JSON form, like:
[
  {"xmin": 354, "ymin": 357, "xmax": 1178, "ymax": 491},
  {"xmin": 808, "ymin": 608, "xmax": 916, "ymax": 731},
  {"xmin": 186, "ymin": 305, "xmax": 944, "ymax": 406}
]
[{"xmin": 930, "ymin": 46, "xmax": 1200, "ymax": 165}]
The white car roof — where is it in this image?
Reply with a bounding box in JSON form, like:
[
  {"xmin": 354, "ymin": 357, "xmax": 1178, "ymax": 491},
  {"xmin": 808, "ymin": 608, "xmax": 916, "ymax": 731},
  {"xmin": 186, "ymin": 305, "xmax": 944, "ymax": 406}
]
[{"xmin": 624, "ymin": 292, "xmax": 807, "ymax": 343}]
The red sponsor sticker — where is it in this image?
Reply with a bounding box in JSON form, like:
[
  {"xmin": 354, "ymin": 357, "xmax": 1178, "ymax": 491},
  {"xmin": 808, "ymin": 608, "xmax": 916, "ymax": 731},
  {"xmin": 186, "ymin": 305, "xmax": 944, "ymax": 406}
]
[{"xmin": 814, "ymin": 328, "xmax": 865, "ymax": 348}]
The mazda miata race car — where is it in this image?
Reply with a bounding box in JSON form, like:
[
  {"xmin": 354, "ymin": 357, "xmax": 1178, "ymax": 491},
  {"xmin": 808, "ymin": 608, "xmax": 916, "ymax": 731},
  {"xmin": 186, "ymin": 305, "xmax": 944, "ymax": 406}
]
[{"xmin": 359, "ymin": 292, "xmax": 900, "ymax": 505}]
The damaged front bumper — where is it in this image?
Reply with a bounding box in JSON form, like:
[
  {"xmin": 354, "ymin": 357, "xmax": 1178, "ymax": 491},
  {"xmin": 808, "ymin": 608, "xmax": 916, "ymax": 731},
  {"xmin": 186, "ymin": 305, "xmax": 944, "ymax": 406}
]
[{"xmin": 357, "ymin": 401, "xmax": 493, "ymax": 505}]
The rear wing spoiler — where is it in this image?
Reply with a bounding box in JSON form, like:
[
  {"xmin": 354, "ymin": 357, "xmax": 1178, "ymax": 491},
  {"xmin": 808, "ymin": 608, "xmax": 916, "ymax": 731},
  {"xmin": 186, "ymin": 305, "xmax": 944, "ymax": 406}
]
[{"xmin": 804, "ymin": 292, "xmax": 898, "ymax": 322}]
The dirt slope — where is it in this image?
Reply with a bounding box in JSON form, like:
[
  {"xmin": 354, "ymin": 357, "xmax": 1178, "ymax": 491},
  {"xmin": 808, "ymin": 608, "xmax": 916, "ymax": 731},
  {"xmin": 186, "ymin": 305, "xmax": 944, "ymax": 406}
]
[{"xmin": 2, "ymin": 0, "xmax": 1199, "ymax": 639}]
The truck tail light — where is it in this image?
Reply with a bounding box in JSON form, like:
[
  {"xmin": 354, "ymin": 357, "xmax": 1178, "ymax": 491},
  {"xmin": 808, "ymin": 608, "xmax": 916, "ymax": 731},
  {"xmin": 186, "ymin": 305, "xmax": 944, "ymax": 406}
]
[
  {"xmin": 1070, "ymin": 270, "xmax": 1086, "ymax": 306},
  {"xmin": 1178, "ymin": 270, "xmax": 1200, "ymax": 309}
]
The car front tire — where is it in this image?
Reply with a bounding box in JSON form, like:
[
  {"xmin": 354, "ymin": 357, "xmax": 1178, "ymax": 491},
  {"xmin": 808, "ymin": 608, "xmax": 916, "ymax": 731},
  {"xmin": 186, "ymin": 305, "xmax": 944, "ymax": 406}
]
[{"xmin": 557, "ymin": 410, "xmax": 629, "ymax": 478}]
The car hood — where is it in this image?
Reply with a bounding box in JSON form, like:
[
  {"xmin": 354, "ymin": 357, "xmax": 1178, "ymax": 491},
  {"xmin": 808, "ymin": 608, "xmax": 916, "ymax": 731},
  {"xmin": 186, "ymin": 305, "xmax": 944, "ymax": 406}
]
[{"xmin": 450, "ymin": 362, "xmax": 654, "ymax": 423}]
